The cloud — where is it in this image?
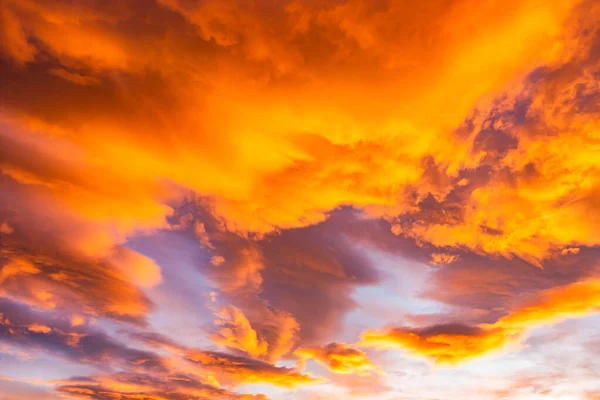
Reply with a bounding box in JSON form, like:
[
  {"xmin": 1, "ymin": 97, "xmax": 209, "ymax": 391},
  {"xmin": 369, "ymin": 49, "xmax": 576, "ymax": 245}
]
[
  {"xmin": 0, "ymin": 140, "xmax": 164, "ymax": 323},
  {"xmin": 108, "ymin": 247, "xmax": 163, "ymax": 288},
  {"xmin": 0, "ymin": 299, "xmax": 167, "ymax": 371},
  {"xmin": 209, "ymin": 304, "xmax": 299, "ymax": 363},
  {"xmin": 361, "ymin": 278, "xmax": 600, "ymax": 364},
  {"xmin": 0, "ymin": 0, "xmax": 591, "ymax": 237},
  {"xmin": 1, "ymin": 0, "xmax": 600, "ymax": 398},
  {"xmin": 169, "ymin": 202, "xmax": 379, "ymax": 357},
  {"xmin": 48, "ymin": 68, "xmax": 100, "ymax": 86},
  {"xmin": 0, "ymin": 6, "xmax": 37, "ymax": 65},
  {"xmin": 0, "ymin": 221, "xmax": 13, "ymax": 234},
  {"xmin": 54, "ymin": 372, "xmax": 269, "ymax": 400},
  {"xmin": 132, "ymin": 331, "xmax": 323, "ymax": 388},
  {"xmin": 391, "ymin": 1, "xmax": 600, "ymax": 263},
  {"xmin": 0, "ymin": 301, "xmax": 311, "ymax": 396},
  {"xmin": 361, "ymin": 324, "xmax": 508, "ymax": 365},
  {"xmin": 211, "ymin": 306, "xmax": 270, "ymax": 359},
  {"xmin": 429, "ymin": 253, "xmax": 459, "ymax": 267},
  {"xmin": 0, "ymin": 246, "xmax": 153, "ymax": 325},
  {"xmin": 562, "ymin": 247, "xmax": 581, "ymax": 256},
  {"xmin": 294, "ymin": 342, "xmax": 382, "ymax": 376},
  {"xmin": 184, "ymin": 350, "xmax": 324, "ymax": 388}
]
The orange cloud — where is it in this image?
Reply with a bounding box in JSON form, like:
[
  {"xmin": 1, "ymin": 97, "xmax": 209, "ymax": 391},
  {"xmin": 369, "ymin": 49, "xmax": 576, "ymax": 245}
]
[
  {"xmin": 210, "ymin": 305, "xmax": 299, "ymax": 363},
  {"xmin": 295, "ymin": 342, "xmax": 382, "ymax": 376},
  {"xmin": 185, "ymin": 350, "xmax": 323, "ymax": 388},
  {"xmin": 54, "ymin": 372, "xmax": 269, "ymax": 400},
  {"xmin": 361, "ymin": 278, "xmax": 600, "ymax": 364},
  {"xmin": 1, "ymin": 0, "xmax": 600, "ymax": 397},
  {"xmin": 561, "ymin": 247, "xmax": 581, "ymax": 256},
  {"xmin": 361, "ymin": 324, "xmax": 509, "ymax": 365},
  {"xmin": 212, "ymin": 248, "xmax": 264, "ymax": 294},
  {"xmin": 390, "ymin": 1, "xmax": 600, "ymax": 265},
  {"xmin": 108, "ymin": 247, "xmax": 163, "ymax": 288},
  {"xmin": 26, "ymin": 323, "xmax": 51, "ymax": 334},
  {"xmin": 0, "ymin": 221, "xmax": 13, "ymax": 234},
  {"xmin": 0, "ymin": 0, "xmax": 590, "ymax": 238},
  {"xmin": 0, "ymin": 6, "xmax": 37, "ymax": 65},
  {"xmin": 1, "ymin": 301, "xmax": 312, "ymax": 396},
  {"xmin": 132, "ymin": 332, "xmax": 322, "ymax": 389},
  {"xmin": 0, "ymin": 258, "xmax": 41, "ymax": 284},
  {"xmin": 211, "ymin": 306, "xmax": 269, "ymax": 359},
  {"xmin": 0, "ymin": 251, "xmax": 152, "ymax": 324}
]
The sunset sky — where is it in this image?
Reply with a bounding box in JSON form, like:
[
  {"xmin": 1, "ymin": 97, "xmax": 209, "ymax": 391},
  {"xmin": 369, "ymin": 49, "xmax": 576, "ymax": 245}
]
[{"xmin": 1, "ymin": 0, "xmax": 600, "ymax": 399}]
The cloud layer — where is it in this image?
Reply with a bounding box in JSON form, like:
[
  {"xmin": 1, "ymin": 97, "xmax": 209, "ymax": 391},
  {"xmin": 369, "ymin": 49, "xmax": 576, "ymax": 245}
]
[{"xmin": 1, "ymin": 0, "xmax": 600, "ymax": 399}]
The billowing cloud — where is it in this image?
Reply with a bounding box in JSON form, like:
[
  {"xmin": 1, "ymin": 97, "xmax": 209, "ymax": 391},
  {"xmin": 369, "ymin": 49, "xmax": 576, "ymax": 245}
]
[
  {"xmin": 0, "ymin": 0, "xmax": 594, "ymax": 237},
  {"xmin": 1, "ymin": 0, "xmax": 600, "ymax": 399},
  {"xmin": 211, "ymin": 306, "xmax": 270, "ymax": 359},
  {"xmin": 390, "ymin": 0, "xmax": 600, "ymax": 264},
  {"xmin": 210, "ymin": 305, "xmax": 299, "ymax": 363}
]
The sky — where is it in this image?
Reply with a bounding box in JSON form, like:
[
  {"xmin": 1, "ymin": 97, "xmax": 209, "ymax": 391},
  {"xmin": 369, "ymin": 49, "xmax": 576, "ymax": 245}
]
[{"xmin": 0, "ymin": 0, "xmax": 600, "ymax": 399}]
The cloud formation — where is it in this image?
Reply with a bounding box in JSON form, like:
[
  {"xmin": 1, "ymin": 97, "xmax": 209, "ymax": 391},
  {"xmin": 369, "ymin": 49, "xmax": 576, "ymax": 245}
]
[
  {"xmin": 1, "ymin": 0, "xmax": 600, "ymax": 398},
  {"xmin": 295, "ymin": 342, "xmax": 381, "ymax": 376},
  {"xmin": 361, "ymin": 278, "xmax": 600, "ymax": 364},
  {"xmin": 55, "ymin": 373, "xmax": 269, "ymax": 400},
  {"xmin": 132, "ymin": 331, "xmax": 323, "ymax": 388}
]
